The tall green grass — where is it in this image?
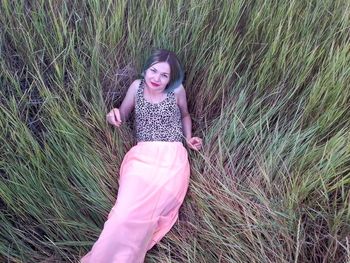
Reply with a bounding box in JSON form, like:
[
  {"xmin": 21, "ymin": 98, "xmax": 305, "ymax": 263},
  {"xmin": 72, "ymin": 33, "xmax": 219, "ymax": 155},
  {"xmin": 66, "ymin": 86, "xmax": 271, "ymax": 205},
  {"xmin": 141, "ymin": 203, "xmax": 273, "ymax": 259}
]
[{"xmin": 1, "ymin": 0, "xmax": 349, "ymax": 262}]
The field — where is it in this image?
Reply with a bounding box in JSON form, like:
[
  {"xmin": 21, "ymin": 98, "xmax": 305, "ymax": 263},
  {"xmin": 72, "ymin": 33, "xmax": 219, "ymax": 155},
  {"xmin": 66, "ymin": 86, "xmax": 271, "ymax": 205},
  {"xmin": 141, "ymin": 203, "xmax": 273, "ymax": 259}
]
[{"xmin": 1, "ymin": 0, "xmax": 350, "ymax": 262}]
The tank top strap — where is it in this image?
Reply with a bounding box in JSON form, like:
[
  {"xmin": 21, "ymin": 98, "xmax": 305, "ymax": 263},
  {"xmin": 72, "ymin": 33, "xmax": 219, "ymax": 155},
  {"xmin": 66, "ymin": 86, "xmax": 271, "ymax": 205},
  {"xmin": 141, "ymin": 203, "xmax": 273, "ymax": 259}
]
[{"xmin": 135, "ymin": 79, "xmax": 144, "ymax": 101}]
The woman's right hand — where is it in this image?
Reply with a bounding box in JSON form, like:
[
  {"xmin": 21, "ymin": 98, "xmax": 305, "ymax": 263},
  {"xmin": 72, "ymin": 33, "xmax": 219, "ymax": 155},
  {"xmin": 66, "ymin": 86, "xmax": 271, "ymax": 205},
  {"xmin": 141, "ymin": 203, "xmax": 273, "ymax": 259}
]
[{"xmin": 106, "ymin": 108, "xmax": 122, "ymax": 127}]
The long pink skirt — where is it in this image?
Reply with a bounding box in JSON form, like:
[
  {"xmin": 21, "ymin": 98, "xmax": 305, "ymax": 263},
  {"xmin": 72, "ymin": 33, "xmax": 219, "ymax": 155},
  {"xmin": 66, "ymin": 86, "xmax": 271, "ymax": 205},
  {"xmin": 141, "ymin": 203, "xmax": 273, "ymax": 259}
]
[{"xmin": 81, "ymin": 141, "xmax": 190, "ymax": 263}]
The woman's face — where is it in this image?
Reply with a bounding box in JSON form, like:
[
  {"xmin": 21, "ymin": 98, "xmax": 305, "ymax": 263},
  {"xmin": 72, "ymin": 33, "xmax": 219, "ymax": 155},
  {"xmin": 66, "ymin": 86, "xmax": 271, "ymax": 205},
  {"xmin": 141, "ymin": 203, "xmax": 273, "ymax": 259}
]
[{"xmin": 144, "ymin": 62, "xmax": 171, "ymax": 92}]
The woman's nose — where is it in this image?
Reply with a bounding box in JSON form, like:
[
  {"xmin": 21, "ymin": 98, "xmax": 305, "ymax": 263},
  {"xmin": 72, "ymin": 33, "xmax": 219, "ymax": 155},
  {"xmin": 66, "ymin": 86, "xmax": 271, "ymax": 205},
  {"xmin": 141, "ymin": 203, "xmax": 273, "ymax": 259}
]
[{"xmin": 154, "ymin": 74, "xmax": 161, "ymax": 81}]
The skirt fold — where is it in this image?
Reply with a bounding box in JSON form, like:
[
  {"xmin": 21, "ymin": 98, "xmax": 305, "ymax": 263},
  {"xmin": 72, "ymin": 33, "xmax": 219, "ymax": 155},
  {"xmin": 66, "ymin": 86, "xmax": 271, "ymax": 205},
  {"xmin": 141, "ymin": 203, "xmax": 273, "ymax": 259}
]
[{"xmin": 81, "ymin": 141, "xmax": 190, "ymax": 263}]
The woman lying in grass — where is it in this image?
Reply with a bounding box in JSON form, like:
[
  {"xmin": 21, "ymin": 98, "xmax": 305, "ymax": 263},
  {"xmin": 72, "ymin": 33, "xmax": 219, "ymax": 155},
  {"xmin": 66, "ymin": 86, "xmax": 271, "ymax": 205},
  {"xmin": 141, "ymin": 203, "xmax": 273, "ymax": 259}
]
[{"xmin": 81, "ymin": 49, "xmax": 202, "ymax": 263}]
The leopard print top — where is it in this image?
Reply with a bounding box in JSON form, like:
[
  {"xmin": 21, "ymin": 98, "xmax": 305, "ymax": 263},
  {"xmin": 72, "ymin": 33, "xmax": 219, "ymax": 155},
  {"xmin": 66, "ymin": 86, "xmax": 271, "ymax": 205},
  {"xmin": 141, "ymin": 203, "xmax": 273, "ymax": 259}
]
[{"xmin": 135, "ymin": 80, "xmax": 183, "ymax": 142}]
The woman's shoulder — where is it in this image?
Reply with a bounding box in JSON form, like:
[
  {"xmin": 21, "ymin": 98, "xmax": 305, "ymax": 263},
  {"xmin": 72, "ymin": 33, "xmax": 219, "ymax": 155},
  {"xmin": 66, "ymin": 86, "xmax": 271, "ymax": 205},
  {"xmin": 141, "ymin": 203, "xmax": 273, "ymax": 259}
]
[
  {"xmin": 128, "ymin": 79, "xmax": 143, "ymax": 94},
  {"xmin": 130, "ymin": 79, "xmax": 143, "ymax": 89},
  {"xmin": 173, "ymin": 84, "xmax": 186, "ymax": 104},
  {"xmin": 173, "ymin": 84, "xmax": 185, "ymax": 96}
]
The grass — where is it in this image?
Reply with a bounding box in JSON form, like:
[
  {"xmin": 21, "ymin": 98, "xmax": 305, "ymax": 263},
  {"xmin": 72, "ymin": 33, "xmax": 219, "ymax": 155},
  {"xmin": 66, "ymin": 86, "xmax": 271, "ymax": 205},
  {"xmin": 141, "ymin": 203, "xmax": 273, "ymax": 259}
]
[{"xmin": 1, "ymin": 0, "xmax": 350, "ymax": 262}]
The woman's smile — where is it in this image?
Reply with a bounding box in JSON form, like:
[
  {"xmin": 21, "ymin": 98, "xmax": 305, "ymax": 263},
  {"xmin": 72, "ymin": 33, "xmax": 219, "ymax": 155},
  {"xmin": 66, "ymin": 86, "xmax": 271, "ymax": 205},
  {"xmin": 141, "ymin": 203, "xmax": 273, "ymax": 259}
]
[{"xmin": 150, "ymin": 81, "xmax": 160, "ymax": 87}]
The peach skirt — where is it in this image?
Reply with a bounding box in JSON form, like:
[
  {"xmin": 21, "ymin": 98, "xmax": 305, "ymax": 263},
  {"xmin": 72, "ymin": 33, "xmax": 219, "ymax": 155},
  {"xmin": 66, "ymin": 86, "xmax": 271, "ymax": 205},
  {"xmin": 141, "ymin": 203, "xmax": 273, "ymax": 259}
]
[{"xmin": 81, "ymin": 141, "xmax": 190, "ymax": 263}]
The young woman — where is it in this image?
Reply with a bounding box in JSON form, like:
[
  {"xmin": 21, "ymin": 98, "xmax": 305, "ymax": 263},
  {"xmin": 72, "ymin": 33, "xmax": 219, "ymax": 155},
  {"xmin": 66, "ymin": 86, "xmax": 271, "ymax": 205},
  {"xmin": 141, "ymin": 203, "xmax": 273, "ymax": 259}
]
[{"xmin": 81, "ymin": 49, "xmax": 202, "ymax": 263}]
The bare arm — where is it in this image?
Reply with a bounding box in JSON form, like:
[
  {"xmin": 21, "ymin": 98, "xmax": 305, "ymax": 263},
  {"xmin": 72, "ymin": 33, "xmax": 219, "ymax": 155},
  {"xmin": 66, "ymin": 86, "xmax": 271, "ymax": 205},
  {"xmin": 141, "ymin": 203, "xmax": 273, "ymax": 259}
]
[
  {"xmin": 175, "ymin": 85, "xmax": 192, "ymax": 139},
  {"xmin": 175, "ymin": 85, "xmax": 202, "ymax": 150},
  {"xmin": 106, "ymin": 79, "xmax": 140, "ymax": 126}
]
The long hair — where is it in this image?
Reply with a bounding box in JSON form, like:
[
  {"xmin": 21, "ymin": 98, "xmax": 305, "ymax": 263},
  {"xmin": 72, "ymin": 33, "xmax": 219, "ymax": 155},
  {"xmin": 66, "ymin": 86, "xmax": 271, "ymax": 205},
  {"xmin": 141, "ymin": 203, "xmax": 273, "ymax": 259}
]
[{"xmin": 142, "ymin": 49, "xmax": 184, "ymax": 92}]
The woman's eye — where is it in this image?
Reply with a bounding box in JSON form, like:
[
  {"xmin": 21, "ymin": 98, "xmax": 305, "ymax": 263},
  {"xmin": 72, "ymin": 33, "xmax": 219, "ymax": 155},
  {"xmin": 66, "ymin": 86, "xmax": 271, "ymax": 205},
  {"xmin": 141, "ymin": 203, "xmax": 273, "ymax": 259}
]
[
  {"xmin": 162, "ymin": 74, "xmax": 168, "ymax": 78},
  {"xmin": 151, "ymin": 68, "xmax": 156, "ymax": 72}
]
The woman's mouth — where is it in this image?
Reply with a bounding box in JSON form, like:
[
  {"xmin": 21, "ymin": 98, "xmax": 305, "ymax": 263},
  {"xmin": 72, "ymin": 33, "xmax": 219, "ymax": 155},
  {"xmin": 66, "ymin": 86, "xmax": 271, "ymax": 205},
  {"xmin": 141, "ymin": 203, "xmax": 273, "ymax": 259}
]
[{"xmin": 150, "ymin": 81, "xmax": 160, "ymax": 87}]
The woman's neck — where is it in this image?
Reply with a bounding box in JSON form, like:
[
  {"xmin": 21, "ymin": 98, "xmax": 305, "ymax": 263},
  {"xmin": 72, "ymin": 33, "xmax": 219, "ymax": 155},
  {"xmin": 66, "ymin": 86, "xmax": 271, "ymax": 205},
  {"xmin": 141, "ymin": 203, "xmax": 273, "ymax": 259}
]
[
  {"xmin": 143, "ymin": 82, "xmax": 167, "ymax": 103},
  {"xmin": 143, "ymin": 81, "xmax": 166, "ymax": 95}
]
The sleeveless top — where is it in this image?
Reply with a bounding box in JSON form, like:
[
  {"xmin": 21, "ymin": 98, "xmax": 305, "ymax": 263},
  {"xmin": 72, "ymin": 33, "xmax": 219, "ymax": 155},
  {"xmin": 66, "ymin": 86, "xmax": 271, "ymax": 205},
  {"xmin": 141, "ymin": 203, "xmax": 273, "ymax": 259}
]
[{"xmin": 135, "ymin": 80, "xmax": 183, "ymax": 142}]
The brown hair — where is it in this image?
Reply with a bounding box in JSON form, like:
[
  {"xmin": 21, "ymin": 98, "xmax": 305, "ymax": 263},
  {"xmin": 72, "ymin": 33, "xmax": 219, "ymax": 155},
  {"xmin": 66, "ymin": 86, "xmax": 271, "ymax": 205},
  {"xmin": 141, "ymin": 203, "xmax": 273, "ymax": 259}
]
[{"xmin": 142, "ymin": 49, "xmax": 184, "ymax": 92}]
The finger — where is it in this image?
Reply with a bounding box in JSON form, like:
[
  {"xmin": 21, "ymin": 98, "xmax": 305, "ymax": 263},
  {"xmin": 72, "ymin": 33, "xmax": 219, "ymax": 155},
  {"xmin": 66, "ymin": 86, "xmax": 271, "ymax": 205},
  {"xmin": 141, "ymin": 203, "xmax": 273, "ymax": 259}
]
[
  {"xmin": 194, "ymin": 141, "xmax": 201, "ymax": 146},
  {"xmin": 107, "ymin": 115, "xmax": 121, "ymax": 127},
  {"xmin": 113, "ymin": 118, "xmax": 121, "ymax": 127},
  {"xmin": 194, "ymin": 141, "xmax": 202, "ymax": 148},
  {"xmin": 110, "ymin": 119, "xmax": 120, "ymax": 127},
  {"xmin": 113, "ymin": 111, "xmax": 118, "ymax": 123},
  {"xmin": 113, "ymin": 109, "xmax": 121, "ymax": 123},
  {"xmin": 194, "ymin": 143, "xmax": 201, "ymax": 148},
  {"xmin": 188, "ymin": 141, "xmax": 200, "ymax": 150},
  {"xmin": 192, "ymin": 137, "xmax": 201, "ymax": 143},
  {"xmin": 187, "ymin": 141, "xmax": 195, "ymax": 149},
  {"xmin": 195, "ymin": 138, "xmax": 202, "ymax": 145},
  {"xmin": 189, "ymin": 143, "xmax": 200, "ymax": 151},
  {"xmin": 191, "ymin": 139, "xmax": 201, "ymax": 146}
]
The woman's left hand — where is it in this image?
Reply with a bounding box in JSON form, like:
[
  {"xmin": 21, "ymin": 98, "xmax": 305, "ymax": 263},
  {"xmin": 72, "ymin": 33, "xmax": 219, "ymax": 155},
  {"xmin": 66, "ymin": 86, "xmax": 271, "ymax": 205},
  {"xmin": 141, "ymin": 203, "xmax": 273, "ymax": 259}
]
[{"xmin": 186, "ymin": 137, "xmax": 203, "ymax": 151}]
